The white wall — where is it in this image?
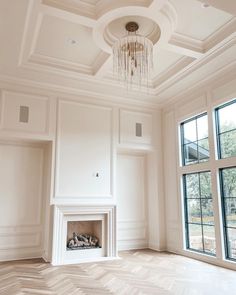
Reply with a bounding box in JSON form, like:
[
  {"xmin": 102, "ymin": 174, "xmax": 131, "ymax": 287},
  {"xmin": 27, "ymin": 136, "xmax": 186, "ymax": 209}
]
[
  {"xmin": 55, "ymin": 100, "xmax": 112, "ymax": 200},
  {"xmin": 163, "ymin": 74, "xmax": 236, "ymax": 270},
  {"xmin": 0, "ymin": 141, "xmax": 48, "ymax": 261},
  {"xmin": 0, "ymin": 83, "xmax": 164, "ymax": 261},
  {"xmin": 116, "ymin": 153, "xmax": 148, "ymax": 250}
]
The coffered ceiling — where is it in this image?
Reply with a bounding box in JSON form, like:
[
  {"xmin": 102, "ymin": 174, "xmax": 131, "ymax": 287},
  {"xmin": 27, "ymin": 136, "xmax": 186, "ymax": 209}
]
[{"xmin": 0, "ymin": 0, "xmax": 235, "ymax": 105}]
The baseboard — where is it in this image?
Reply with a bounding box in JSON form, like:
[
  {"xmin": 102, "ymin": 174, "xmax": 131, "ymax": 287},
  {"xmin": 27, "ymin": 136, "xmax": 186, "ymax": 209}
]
[
  {"xmin": 0, "ymin": 248, "xmax": 43, "ymax": 262},
  {"xmin": 118, "ymin": 240, "xmax": 148, "ymax": 251}
]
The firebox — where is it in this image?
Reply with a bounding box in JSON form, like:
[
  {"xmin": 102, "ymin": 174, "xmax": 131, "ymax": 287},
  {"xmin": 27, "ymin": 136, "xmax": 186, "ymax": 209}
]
[{"xmin": 67, "ymin": 220, "xmax": 102, "ymax": 250}]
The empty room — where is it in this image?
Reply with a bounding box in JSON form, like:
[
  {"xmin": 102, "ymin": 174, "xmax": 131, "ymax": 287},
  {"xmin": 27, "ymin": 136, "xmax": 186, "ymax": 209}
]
[{"xmin": 0, "ymin": 0, "xmax": 236, "ymax": 294}]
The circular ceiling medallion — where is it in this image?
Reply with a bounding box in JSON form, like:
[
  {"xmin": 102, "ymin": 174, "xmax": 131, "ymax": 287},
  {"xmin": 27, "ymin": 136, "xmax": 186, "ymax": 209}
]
[{"xmin": 104, "ymin": 16, "xmax": 161, "ymax": 47}]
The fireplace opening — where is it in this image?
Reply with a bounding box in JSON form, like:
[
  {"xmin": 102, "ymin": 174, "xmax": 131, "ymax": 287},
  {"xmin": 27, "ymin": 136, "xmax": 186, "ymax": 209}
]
[{"xmin": 67, "ymin": 220, "xmax": 102, "ymax": 251}]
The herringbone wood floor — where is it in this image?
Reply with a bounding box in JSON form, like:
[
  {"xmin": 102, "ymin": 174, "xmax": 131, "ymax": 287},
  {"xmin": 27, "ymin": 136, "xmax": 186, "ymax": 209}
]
[{"xmin": 0, "ymin": 249, "xmax": 236, "ymax": 295}]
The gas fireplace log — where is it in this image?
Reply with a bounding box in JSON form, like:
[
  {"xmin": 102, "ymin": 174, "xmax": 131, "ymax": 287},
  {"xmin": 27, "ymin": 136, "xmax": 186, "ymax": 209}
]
[{"xmin": 67, "ymin": 233, "xmax": 99, "ymax": 249}]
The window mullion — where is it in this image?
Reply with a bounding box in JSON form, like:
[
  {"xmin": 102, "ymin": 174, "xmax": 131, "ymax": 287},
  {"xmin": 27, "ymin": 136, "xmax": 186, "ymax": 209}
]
[
  {"xmin": 207, "ymin": 103, "xmax": 223, "ymax": 259},
  {"xmin": 198, "ymin": 173, "xmax": 205, "ymax": 252}
]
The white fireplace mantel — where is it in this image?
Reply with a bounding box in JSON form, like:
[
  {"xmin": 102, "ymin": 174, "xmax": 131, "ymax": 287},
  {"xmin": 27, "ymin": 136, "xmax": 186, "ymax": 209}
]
[{"xmin": 52, "ymin": 205, "xmax": 117, "ymax": 265}]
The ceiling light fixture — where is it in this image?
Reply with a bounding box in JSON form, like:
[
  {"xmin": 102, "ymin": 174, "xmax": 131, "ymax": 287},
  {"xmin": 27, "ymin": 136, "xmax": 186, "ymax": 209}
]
[
  {"xmin": 67, "ymin": 38, "xmax": 79, "ymax": 46},
  {"xmin": 112, "ymin": 21, "xmax": 153, "ymax": 89},
  {"xmin": 201, "ymin": 3, "xmax": 210, "ymax": 8}
]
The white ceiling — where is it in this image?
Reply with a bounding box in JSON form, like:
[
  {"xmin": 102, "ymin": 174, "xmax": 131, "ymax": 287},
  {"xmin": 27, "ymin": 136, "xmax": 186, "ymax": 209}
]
[
  {"xmin": 153, "ymin": 49, "xmax": 184, "ymax": 76},
  {"xmin": 0, "ymin": 0, "xmax": 235, "ymax": 105},
  {"xmin": 35, "ymin": 15, "xmax": 101, "ymax": 66},
  {"xmin": 171, "ymin": 0, "xmax": 233, "ymax": 40}
]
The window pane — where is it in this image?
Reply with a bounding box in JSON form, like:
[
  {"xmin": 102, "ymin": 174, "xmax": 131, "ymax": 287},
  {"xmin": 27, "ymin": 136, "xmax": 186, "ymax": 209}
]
[
  {"xmin": 222, "ymin": 168, "xmax": 236, "ymax": 198},
  {"xmin": 184, "ymin": 144, "xmax": 198, "ymax": 165},
  {"xmin": 200, "ymin": 172, "xmax": 211, "ymax": 198},
  {"xmin": 181, "ymin": 114, "xmax": 209, "ymax": 166},
  {"xmin": 219, "ymin": 130, "xmax": 236, "ymax": 159},
  {"xmin": 188, "ymin": 224, "xmax": 203, "ymax": 251},
  {"xmin": 198, "ymin": 139, "xmax": 209, "ymax": 162},
  {"xmin": 220, "ymin": 167, "xmax": 236, "ymax": 261},
  {"xmin": 187, "ymin": 199, "xmax": 201, "ymax": 223},
  {"xmin": 197, "ymin": 115, "xmax": 208, "ymax": 140},
  {"xmin": 201, "ymin": 199, "xmax": 214, "ymax": 225},
  {"xmin": 184, "ymin": 171, "xmax": 215, "ymax": 256},
  {"xmin": 203, "ymin": 226, "xmax": 216, "ymax": 255},
  {"xmin": 225, "ymin": 199, "xmax": 236, "ymax": 228},
  {"xmin": 227, "ymin": 228, "xmax": 236, "ymax": 260},
  {"xmin": 218, "ymin": 102, "xmax": 236, "ymax": 133},
  {"xmin": 183, "ymin": 120, "xmax": 197, "ymax": 143},
  {"xmin": 186, "ymin": 174, "xmax": 199, "ymax": 198}
]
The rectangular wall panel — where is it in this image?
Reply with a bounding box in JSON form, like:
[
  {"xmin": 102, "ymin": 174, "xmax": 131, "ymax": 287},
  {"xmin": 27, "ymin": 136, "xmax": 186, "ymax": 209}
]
[
  {"xmin": 119, "ymin": 109, "xmax": 153, "ymax": 146},
  {"xmin": 56, "ymin": 100, "xmax": 112, "ymax": 198},
  {"xmin": 1, "ymin": 91, "xmax": 49, "ymax": 134},
  {"xmin": 0, "ymin": 142, "xmax": 45, "ymax": 260},
  {"xmin": 116, "ymin": 153, "xmax": 147, "ymax": 250}
]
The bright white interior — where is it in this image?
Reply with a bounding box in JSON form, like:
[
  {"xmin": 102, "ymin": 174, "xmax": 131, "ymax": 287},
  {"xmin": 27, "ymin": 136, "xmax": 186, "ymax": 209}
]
[{"xmin": 0, "ymin": 0, "xmax": 235, "ymax": 270}]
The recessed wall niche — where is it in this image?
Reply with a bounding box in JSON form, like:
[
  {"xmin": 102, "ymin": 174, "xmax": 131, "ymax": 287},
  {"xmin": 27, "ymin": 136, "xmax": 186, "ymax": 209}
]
[{"xmin": 0, "ymin": 139, "xmax": 52, "ymax": 261}]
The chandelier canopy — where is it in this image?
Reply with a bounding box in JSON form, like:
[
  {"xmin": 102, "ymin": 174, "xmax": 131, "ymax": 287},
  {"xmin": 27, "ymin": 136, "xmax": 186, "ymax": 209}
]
[{"xmin": 112, "ymin": 21, "xmax": 153, "ymax": 88}]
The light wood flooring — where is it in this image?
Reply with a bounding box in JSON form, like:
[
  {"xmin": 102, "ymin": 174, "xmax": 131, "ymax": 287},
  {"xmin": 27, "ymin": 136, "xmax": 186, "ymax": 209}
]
[{"xmin": 0, "ymin": 249, "xmax": 236, "ymax": 295}]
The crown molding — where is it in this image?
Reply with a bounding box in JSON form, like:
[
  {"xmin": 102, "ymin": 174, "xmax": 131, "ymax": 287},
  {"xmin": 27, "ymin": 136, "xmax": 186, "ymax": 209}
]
[
  {"xmin": 169, "ymin": 33, "xmax": 203, "ymax": 57},
  {"xmin": 28, "ymin": 53, "xmax": 93, "ymax": 75},
  {"xmin": 42, "ymin": 0, "xmax": 96, "ymax": 19},
  {"xmin": 0, "ymin": 74, "xmax": 160, "ymax": 110},
  {"xmin": 160, "ymin": 61, "xmax": 236, "ymax": 109},
  {"xmin": 154, "ymin": 34, "xmax": 236, "ymax": 98}
]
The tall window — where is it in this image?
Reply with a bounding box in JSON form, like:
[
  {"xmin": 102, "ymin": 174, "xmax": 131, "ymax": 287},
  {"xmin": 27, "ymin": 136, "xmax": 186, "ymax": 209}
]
[
  {"xmin": 181, "ymin": 113, "xmax": 209, "ymax": 166},
  {"xmin": 183, "ymin": 172, "xmax": 216, "ymax": 255},
  {"xmin": 180, "ymin": 99, "xmax": 236, "ymax": 262},
  {"xmin": 216, "ymin": 99, "xmax": 236, "ymax": 261},
  {"xmin": 181, "ymin": 113, "xmax": 215, "ymax": 256}
]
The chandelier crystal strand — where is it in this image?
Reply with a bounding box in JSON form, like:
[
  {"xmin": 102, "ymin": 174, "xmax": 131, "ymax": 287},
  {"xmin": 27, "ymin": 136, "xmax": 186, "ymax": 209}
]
[{"xmin": 113, "ymin": 22, "xmax": 153, "ymax": 90}]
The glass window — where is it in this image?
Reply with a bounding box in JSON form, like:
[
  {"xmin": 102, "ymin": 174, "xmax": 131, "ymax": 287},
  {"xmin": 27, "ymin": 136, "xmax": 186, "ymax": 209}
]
[
  {"xmin": 220, "ymin": 167, "xmax": 236, "ymax": 261},
  {"xmin": 183, "ymin": 171, "xmax": 216, "ymax": 255},
  {"xmin": 181, "ymin": 114, "xmax": 209, "ymax": 166},
  {"xmin": 216, "ymin": 100, "xmax": 236, "ymax": 159}
]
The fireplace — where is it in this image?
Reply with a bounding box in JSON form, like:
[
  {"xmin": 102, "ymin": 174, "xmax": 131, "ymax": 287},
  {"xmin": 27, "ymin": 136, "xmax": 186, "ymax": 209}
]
[{"xmin": 52, "ymin": 205, "xmax": 117, "ymax": 265}]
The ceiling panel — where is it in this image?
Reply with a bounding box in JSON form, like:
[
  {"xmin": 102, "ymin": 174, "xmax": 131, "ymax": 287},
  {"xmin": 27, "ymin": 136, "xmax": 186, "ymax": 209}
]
[
  {"xmin": 153, "ymin": 48, "xmax": 184, "ymax": 76},
  {"xmin": 34, "ymin": 15, "xmax": 102, "ymax": 67},
  {"xmin": 170, "ymin": 0, "xmax": 233, "ymax": 40},
  {"xmin": 0, "ymin": 0, "xmax": 29, "ymax": 66}
]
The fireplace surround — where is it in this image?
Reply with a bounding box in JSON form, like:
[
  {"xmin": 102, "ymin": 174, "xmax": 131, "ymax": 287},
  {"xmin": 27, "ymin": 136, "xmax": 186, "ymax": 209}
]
[{"xmin": 52, "ymin": 205, "xmax": 117, "ymax": 265}]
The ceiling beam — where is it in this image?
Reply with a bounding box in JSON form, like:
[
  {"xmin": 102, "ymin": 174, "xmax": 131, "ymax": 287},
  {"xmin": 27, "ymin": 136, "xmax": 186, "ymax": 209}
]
[{"xmin": 40, "ymin": 4, "xmax": 97, "ymax": 28}]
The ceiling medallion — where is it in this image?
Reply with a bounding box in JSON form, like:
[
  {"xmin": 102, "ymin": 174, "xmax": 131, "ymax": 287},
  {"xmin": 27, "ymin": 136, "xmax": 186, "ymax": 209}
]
[{"xmin": 112, "ymin": 21, "xmax": 153, "ymax": 89}]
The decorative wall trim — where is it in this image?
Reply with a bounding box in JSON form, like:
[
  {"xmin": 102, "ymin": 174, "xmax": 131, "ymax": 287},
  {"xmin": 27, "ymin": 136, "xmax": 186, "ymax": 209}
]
[
  {"xmin": 54, "ymin": 99, "xmax": 114, "ymax": 200},
  {"xmin": 0, "ymin": 90, "xmax": 50, "ymax": 135}
]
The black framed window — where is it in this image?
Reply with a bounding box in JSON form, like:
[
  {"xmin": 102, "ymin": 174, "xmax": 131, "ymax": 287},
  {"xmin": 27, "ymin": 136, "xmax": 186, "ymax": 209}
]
[
  {"xmin": 220, "ymin": 167, "xmax": 236, "ymax": 261},
  {"xmin": 181, "ymin": 113, "xmax": 209, "ymax": 166},
  {"xmin": 183, "ymin": 171, "xmax": 216, "ymax": 255},
  {"xmin": 215, "ymin": 99, "xmax": 236, "ymax": 159}
]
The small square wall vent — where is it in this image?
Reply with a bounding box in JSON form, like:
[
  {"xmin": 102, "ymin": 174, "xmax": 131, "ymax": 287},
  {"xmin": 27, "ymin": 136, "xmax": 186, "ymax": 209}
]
[
  {"xmin": 19, "ymin": 106, "xmax": 29, "ymax": 123},
  {"xmin": 136, "ymin": 122, "xmax": 142, "ymax": 137}
]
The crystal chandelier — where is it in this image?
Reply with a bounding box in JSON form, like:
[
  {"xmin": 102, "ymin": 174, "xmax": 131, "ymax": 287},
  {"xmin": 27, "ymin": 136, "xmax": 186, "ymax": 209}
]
[{"xmin": 112, "ymin": 21, "xmax": 153, "ymax": 88}]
